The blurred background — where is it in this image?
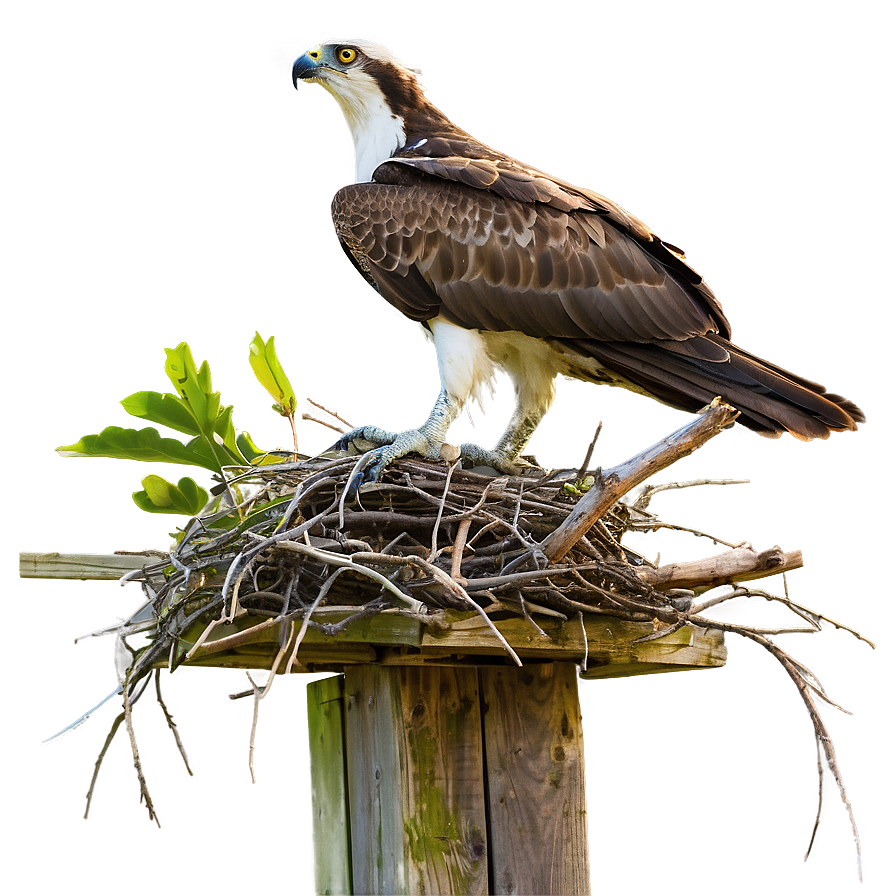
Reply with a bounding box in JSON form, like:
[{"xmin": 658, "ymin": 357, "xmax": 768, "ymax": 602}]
[{"xmin": 3, "ymin": 2, "xmax": 892, "ymax": 892}]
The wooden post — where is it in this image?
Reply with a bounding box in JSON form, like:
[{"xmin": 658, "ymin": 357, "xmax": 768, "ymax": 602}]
[
  {"xmin": 307, "ymin": 664, "xmax": 589, "ymax": 895},
  {"xmin": 307, "ymin": 676, "xmax": 353, "ymax": 895},
  {"xmin": 342, "ymin": 666, "xmax": 489, "ymax": 895},
  {"xmin": 479, "ymin": 664, "xmax": 589, "ymax": 895}
]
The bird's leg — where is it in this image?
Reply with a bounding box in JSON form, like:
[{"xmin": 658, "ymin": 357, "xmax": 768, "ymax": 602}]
[
  {"xmin": 459, "ymin": 358, "xmax": 556, "ymax": 474},
  {"xmin": 333, "ymin": 389, "xmax": 462, "ymax": 482}
]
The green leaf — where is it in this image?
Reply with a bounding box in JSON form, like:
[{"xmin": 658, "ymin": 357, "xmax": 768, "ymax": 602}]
[
  {"xmin": 164, "ymin": 343, "xmax": 220, "ymax": 436},
  {"xmin": 249, "ymin": 332, "xmax": 297, "ymax": 417},
  {"xmin": 133, "ymin": 475, "xmax": 209, "ymax": 515},
  {"xmin": 57, "ymin": 426, "xmax": 221, "ymax": 471},
  {"xmin": 162, "ymin": 342, "xmax": 242, "ymax": 470},
  {"xmin": 213, "ymin": 403, "xmax": 244, "ymax": 461},
  {"xmin": 120, "ymin": 391, "xmax": 199, "ymax": 435},
  {"xmin": 237, "ymin": 431, "xmax": 265, "ymax": 462}
]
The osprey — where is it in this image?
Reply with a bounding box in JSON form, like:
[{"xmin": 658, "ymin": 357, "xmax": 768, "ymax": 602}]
[{"xmin": 292, "ymin": 41, "xmax": 863, "ymax": 479}]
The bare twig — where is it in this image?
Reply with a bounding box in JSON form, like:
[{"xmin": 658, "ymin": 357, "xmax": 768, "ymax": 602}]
[
  {"xmin": 451, "ymin": 518, "xmax": 472, "ymax": 580},
  {"xmin": 154, "ymin": 670, "xmax": 192, "ymax": 776}
]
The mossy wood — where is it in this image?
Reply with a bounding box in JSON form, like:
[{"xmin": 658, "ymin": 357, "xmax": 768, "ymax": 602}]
[
  {"xmin": 307, "ymin": 675, "xmax": 353, "ymax": 895},
  {"xmin": 309, "ymin": 663, "xmax": 588, "ymax": 895},
  {"xmin": 169, "ymin": 607, "xmax": 725, "ymax": 678}
]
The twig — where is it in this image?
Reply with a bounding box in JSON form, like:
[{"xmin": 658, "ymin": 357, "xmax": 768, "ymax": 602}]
[
  {"xmin": 429, "ymin": 460, "xmax": 460, "ymax": 561},
  {"xmin": 451, "ymin": 518, "xmax": 472, "ymax": 580},
  {"xmin": 579, "ymin": 611, "xmax": 588, "ymax": 672},
  {"xmin": 632, "ymin": 478, "xmax": 749, "ymax": 512},
  {"xmin": 302, "ymin": 413, "xmax": 345, "ymax": 434},
  {"xmin": 154, "ymin": 670, "xmax": 192, "ymax": 776},
  {"xmin": 122, "ymin": 672, "xmax": 159, "ymax": 827},
  {"xmin": 688, "ymin": 614, "xmax": 863, "ymax": 880},
  {"xmin": 268, "ymin": 540, "xmax": 426, "ymax": 613},
  {"xmin": 84, "ymin": 711, "xmax": 126, "ymax": 819},
  {"xmin": 306, "ymin": 397, "xmax": 354, "ymax": 429},
  {"xmin": 575, "ymin": 422, "xmax": 602, "ymax": 481},
  {"xmin": 44, "ymin": 685, "xmax": 123, "ymax": 743},
  {"xmin": 246, "ymin": 672, "xmax": 261, "ymax": 784},
  {"xmin": 628, "ymin": 518, "xmax": 746, "ymax": 548}
]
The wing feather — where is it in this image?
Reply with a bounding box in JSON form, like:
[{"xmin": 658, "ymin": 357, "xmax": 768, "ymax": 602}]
[{"xmin": 332, "ymin": 176, "xmax": 726, "ymax": 344}]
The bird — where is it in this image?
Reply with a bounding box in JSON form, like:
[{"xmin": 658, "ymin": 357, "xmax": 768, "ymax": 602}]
[{"xmin": 292, "ymin": 40, "xmax": 863, "ymax": 481}]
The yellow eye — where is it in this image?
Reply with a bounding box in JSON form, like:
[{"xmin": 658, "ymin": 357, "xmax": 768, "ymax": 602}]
[{"xmin": 337, "ymin": 47, "xmax": 357, "ymax": 64}]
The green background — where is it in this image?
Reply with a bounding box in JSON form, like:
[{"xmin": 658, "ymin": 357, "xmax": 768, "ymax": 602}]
[{"xmin": 2, "ymin": 0, "xmax": 894, "ymax": 894}]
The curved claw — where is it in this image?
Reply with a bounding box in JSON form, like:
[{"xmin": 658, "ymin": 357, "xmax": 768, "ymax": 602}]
[
  {"xmin": 327, "ymin": 429, "xmax": 358, "ymax": 451},
  {"xmin": 344, "ymin": 468, "xmax": 367, "ymax": 502}
]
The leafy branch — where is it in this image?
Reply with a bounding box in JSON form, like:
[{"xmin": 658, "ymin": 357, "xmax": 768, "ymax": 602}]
[{"xmin": 57, "ymin": 338, "xmax": 297, "ymax": 517}]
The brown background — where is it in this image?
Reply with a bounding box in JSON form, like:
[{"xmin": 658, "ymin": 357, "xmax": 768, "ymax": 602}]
[{"xmin": 2, "ymin": 0, "xmax": 894, "ymax": 894}]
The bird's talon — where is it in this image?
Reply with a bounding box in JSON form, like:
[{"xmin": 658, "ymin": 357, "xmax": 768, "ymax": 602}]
[{"xmin": 345, "ymin": 469, "xmax": 366, "ymax": 501}]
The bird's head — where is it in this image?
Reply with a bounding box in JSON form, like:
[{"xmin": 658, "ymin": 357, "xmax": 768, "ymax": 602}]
[
  {"xmin": 292, "ymin": 40, "xmax": 443, "ymax": 182},
  {"xmin": 292, "ymin": 42, "xmax": 422, "ymax": 135}
]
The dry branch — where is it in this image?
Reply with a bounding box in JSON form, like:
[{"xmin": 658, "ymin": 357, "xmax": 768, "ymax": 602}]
[
  {"xmin": 541, "ymin": 399, "xmax": 739, "ymax": 561},
  {"xmin": 639, "ymin": 546, "xmax": 804, "ymax": 593}
]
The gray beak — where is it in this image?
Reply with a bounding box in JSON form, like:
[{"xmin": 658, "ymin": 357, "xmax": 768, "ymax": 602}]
[{"xmin": 292, "ymin": 53, "xmax": 322, "ymax": 88}]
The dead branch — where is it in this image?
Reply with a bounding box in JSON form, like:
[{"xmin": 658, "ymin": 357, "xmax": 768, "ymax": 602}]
[
  {"xmin": 638, "ymin": 546, "xmax": 804, "ymax": 593},
  {"xmin": 540, "ymin": 399, "xmax": 740, "ymax": 562}
]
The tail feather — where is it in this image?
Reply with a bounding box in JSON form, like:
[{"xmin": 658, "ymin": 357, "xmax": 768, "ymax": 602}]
[{"xmin": 575, "ymin": 335, "xmax": 864, "ymax": 440}]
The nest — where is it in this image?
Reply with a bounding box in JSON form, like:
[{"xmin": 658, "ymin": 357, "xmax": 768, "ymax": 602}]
[{"xmin": 83, "ymin": 408, "xmax": 869, "ymax": 875}]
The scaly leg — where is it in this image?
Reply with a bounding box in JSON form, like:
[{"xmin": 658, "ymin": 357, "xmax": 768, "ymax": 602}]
[
  {"xmin": 460, "ymin": 338, "xmax": 558, "ymax": 473},
  {"xmin": 334, "ymin": 389, "xmax": 462, "ymax": 482}
]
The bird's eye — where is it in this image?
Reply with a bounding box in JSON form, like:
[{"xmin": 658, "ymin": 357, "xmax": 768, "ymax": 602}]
[{"xmin": 337, "ymin": 47, "xmax": 358, "ymax": 64}]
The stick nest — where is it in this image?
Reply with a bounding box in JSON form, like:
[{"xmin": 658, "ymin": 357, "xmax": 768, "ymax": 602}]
[{"xmin": 89, "ymin": 439, "xmax": 868, "ymax": 878}]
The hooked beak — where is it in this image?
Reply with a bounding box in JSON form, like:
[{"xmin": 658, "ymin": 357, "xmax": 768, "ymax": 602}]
[{"xmin": 292, "ymin": 52, "xmax": 323, "ymax": 88}]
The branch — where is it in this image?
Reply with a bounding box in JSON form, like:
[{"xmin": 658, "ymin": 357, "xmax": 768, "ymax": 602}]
[
  {"xmin": 638, "ymin": 546, "xmax": 803, "ymax": 593},
  {"xmin": 541, "ymin": 399, "xmax": 740, "ymax": 562}
]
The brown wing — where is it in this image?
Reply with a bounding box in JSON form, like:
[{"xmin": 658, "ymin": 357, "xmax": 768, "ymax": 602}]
[
  {"xmin": 383, "ymin": 146, "xmax": 726, "ymax": 323},
  {"xmin": 332, "ymin": 165, "xmax": 729, "ymax": 344}
]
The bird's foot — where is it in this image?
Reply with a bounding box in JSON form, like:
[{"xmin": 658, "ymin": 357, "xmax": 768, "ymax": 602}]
[
  {"xmin": 333, "ymin": 425, "xmax": 448, "ymax": 484},
  {"xmin": 458, "ymin": 443, "xmax": 540, "ymax": 476},
  {"xmin": 332, "ymin": 425, "xmax": 398, "ymax": 454}
]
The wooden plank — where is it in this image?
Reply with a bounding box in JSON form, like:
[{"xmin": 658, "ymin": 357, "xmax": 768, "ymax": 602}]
[
  {"xmin": 19, "ymin": 551, "xmax": 160, "ymax": 579},
  {"xmin": 423, "ymin": 612, "xmax": 727, "ymax": 675},
  {"xmin": 480, "ymin": 663, "xmax": 590, "ymax": 895},
  {"xmin": 343, "ymin": 666, "xmax": 489, "ymax": 895},
  {"xmin": 307, "ymin": 676, "xmax": 353, "ymax": 895},
  {"xmin": 186, "ymin": 610, "xmax": 422, "ymax": 653},
  {"xmin": 176, "ymin": 643, "xmax": 377, "ymax": 670}
]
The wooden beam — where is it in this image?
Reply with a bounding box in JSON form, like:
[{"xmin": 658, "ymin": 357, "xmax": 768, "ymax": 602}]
[
  {"xmin": 420, "ymin": 613, "xmax": 727, "ymax": 675},
  {"xmin": 342, "ymin": 666, "xmax": 489, "ymax": 895},
  {"xmin": 307, "ymin": 676, "xmax": 353, "ymax": 895},
  {"xmin": 479, "ymin": 663, "xmax": 590, "ymax": 895},
  {"xmin": 19, "ymin": 551, "xmax": 160, "ymax": 580}
]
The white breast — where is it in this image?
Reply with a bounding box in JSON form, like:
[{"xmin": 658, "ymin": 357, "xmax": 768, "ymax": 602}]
[{"xmin": 321, "ymin": 70, "xmax": 406, "ymax": 182}]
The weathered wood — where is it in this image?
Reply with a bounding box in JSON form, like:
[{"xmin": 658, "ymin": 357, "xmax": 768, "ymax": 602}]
[
  {"xmin": 479, "ymin": 663, "xmax": 590, "ymax": 895},
  {"xmin": 185, "ymin": 608, "xmax": 422, "ymax": 656},
  {"xmin": 421, "ymin": 613, "xmax": 727, "ymax": 674},
  {"xmin": 21, "ymin": 555, "xmax": 730, "ymax": 676},
  {"xmin": 343, "ymin": 666, "xmax": 489, "ymax": 895},
  {"xmin": 307, "ymin": 676, "xmax": 353, "ymax": 895},
  {"xmin": 637, "ymin": 545, "xmax": 803, "ymax": 593},
  {"xmin": 19, "ymin": 551, "xmax": 160, "ymax": 579},
  {"xmin": 541, "ymin": 400, "xmax": 740, "ymax": 562}
]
